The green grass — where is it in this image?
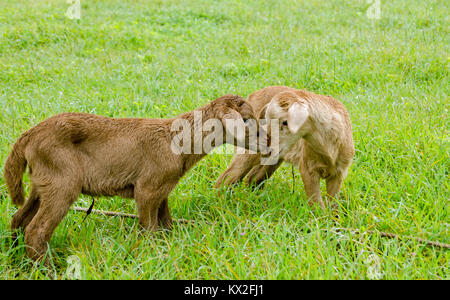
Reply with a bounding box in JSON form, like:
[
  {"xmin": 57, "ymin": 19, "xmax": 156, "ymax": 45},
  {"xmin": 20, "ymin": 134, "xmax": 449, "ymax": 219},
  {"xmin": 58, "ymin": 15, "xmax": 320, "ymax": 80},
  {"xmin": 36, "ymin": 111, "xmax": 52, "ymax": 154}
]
[{"xmin": 0, "ymin": 0, "xmax": 448, "ymax": 279}]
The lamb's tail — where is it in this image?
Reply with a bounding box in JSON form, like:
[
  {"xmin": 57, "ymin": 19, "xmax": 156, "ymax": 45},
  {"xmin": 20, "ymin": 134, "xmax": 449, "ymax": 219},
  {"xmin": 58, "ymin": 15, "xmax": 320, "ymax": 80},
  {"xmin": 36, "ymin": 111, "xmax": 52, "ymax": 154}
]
[{"xmin": 4, "ymin": 134, "xmax": 29, "ymax": 206}]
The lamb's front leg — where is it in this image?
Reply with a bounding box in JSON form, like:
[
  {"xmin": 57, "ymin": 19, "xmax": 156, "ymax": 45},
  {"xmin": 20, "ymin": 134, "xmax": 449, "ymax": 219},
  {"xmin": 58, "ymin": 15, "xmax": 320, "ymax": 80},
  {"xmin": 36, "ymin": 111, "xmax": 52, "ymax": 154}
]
[
  {"xmin": 298, "ymin": 161, "xmax": 325, "ymax": 209},
  {"xmin": 245, "ymin": 159, "xmax": 283, "ymax": 187},
  {"xmin": 215, "ymin": 152, "xmax": 260, "ymax": 188},
  {"xmin": 135, "ymin": 183, "xmax": 175, "ymax": 232}
]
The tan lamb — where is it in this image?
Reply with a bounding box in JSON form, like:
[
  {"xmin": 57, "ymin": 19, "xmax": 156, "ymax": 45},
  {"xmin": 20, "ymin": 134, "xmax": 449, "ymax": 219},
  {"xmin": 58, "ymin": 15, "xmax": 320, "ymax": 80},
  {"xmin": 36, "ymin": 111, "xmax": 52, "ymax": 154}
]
[
  {"xmin": 215, "ymin": 86, "xmax": 355, "ymax": 209},
  {"xmin": 4, "ymin": 94, "xmax": 264, "ymax": 262}
]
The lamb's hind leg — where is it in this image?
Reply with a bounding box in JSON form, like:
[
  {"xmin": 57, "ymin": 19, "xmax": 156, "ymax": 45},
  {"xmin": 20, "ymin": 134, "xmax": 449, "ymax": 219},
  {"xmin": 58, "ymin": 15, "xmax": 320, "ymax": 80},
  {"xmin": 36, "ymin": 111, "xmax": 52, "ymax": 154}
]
[
  {"xmin": 11, "ymin": 186, "xmax": 40, "ymax": 243},
  {"xmin": 24, "ymin": 179, "xmax": 80, "ymax": 263}
]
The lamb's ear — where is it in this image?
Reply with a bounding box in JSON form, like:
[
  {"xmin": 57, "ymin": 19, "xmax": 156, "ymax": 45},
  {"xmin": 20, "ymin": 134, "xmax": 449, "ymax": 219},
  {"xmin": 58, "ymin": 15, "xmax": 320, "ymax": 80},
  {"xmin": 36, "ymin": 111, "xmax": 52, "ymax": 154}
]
[
  {"xmin": 264, "ymin": 102, "xmax": 274, "ymax": 121},
  {"xmin": 287, "ymin": 102, "xmax": 309, "ymax": 134},
  {"xmin": 259, "ymin": 104, "xmax": 268, "ymax": 121},
  {"xmin": 259, "ymin": 104, "xmax": 269, "ymax": 131}
]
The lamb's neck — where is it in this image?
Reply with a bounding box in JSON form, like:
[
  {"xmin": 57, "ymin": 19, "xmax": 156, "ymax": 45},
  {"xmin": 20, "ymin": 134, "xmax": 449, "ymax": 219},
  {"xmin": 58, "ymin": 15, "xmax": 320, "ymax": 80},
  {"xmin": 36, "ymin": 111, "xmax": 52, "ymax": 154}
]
[
  {"xmin": 302, "ymin": 102, "xmax": 340, "ymax": 163},
  {"xmin": 170, "ymin": 103, "xmax": 225, "ymax": 172}
]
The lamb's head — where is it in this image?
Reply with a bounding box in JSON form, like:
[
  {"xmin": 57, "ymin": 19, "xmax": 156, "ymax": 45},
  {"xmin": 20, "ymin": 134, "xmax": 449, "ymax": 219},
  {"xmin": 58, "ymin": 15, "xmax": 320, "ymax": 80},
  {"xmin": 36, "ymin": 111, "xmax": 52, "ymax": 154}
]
[
  {"xmin": 263, "ymin": 91, "xmax": 310, "ymax": 160},
  {"xmin": 213, "ymin": 94, "xmax": 267, "ymax": 153}
]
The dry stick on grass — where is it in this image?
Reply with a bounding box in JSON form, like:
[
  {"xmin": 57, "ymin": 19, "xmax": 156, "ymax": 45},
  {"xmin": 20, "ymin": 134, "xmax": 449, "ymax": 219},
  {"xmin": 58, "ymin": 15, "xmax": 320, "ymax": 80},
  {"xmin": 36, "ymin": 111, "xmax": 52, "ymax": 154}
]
[
  {"xmin": 72, "ymin": 207, "xmax": 195, "ymax": 225},
  {"xmin": 330, "ymin": 227, "xmax": 450, "ymax": 249},
  {"xmin": 72, "ymin": 207, "xmax": 450, "ymax": 249}
]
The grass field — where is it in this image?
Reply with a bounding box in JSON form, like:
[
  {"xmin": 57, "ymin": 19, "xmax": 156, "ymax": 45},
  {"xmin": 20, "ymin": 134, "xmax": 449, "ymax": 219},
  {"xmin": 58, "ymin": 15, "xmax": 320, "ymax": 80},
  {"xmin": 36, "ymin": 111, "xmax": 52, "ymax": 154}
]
[{"xmin": 0, "ymin": 0, "xmax": 448, "ymax": 279}]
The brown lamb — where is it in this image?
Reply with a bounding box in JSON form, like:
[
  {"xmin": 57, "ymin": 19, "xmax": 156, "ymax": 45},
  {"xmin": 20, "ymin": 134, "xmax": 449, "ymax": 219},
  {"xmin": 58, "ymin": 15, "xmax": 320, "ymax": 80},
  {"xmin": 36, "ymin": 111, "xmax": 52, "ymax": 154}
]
[
  {"xmin": 215, "ymin": 86, "xmax": 355, "ymax": 208},
  {"xmin": 4, "ymin": 94, "xmax": 261, "ymax": 262}
]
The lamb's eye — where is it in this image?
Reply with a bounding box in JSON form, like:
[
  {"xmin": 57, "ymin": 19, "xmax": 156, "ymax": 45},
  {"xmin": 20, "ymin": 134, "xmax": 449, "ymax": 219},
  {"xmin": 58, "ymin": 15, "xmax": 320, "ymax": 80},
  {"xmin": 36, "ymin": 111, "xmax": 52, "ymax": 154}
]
[{"xmin": 282, "ymin": 120, "xmax": 288, "ymax": 126}]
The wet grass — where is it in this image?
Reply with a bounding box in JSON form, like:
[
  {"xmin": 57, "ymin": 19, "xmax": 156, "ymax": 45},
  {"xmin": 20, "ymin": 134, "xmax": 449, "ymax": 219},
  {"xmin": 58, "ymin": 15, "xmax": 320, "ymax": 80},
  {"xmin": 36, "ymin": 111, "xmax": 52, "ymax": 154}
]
[{"xmin": 0, "ymin": 0, "xmax": 448, "ymax": 279}]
